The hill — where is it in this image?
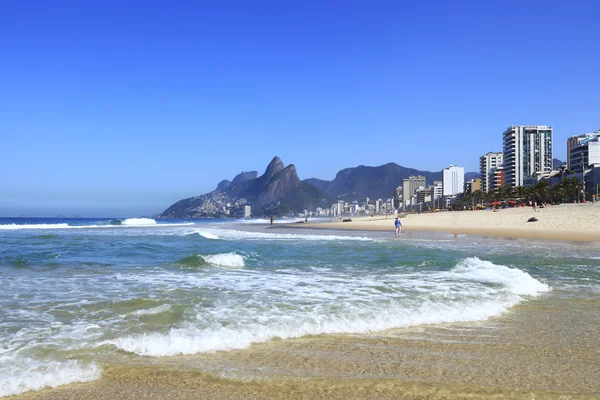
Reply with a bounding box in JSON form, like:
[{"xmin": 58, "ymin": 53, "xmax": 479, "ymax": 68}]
[{"xmin": 161, "ymin": 157, "xmax": 333, "ymax": 218}]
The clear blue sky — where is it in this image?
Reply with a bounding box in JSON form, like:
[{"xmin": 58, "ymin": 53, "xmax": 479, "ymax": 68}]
[{"xmin": 1, "ymin": 1, "xmax": 598, "ymax": 217}]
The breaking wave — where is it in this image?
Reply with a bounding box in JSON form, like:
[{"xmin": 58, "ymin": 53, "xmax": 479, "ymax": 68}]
[{"xmin": 110, "ymin": 257, "xmax": 549, "ymax": 357}]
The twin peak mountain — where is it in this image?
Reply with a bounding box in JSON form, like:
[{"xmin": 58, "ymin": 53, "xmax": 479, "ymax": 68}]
[{"xmin": 160, "ymin": 156, "xmax": 478, "ymax": 218}]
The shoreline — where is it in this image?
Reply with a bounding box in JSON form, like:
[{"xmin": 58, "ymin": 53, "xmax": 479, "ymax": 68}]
[{"xmin": 283, "ymin": 204, "xmax": 600, "ymax": 242}]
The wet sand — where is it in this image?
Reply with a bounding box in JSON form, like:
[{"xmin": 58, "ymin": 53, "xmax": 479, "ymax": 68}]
[{"xmin": 15, "ymin": 292, "xmax": 600, "ymax": 400}]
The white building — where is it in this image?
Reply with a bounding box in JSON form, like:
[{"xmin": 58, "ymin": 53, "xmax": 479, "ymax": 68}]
[
  {"xmin": 503, "ymin": 125, "xmax": 553, "ymax": 187},
  {"xmin": 430, "ymin": 181, "xmax": 443, "ymax": 199},
  {"xmin": 568, "ymin": 131, "xmax": 600, "ymax": 172},
  {"xmin": 479, "ymin": 152, "xmax": 503, "ymax": 192},
  {"xmin": 375, "ymin": 199, "xmax": 383, "ymax": 214},
  {"xmin": 243, "ymin": 205, "xmax": 252, "ymax": 219},
  {"xmin": 442, "ymin": 165, "xmax": 464, "ymax": 196}
]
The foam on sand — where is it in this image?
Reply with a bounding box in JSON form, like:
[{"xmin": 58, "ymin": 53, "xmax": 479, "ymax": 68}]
[{"xmin": 0, "ymin": 358, "xmax": 101, "ymax": 397}]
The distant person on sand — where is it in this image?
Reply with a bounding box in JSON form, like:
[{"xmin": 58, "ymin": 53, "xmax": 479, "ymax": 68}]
[
  {"xmin": 394, "ymin": 217, "xmax": 402, "ymax": 235},
  {"xmin": 270, "ymin": 216, "xmax": 274, "ymax": 226}
]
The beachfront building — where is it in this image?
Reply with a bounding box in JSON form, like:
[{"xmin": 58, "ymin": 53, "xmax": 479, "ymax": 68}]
[
  {"xmin": 479, "ymin": 152, "xmax": 503, "ymax": 192},
  {"xmin": 243, "ymin": 205, "xmax": 252, "ymax": 218},
  {"xmin": 430, "ymin": 181, "xmax": 442, "ymax": 199},
  {"xmin": 464, "ymin": 178, "xmax": 481, "ymax": 194},
  {"xmin": 569, "ymin": 131, "xmax": 600, "ymax": 173},
  {"xmin": 416, "ymin": 187, "xmax": 431, "ymax": 204},
  {"xmin": 402, "ymin": 176, "xmax": 426, "ymax": 207},
  {"xmin": 494, "ymin": 166, "xmax": 506, "ymax": 188},
  {"xmin": 393, "ymin": 186, "xmax": 403, "ymax": 209},
  {"xmin": 568, "ymin": 131, "xmax": 600, "ymax": 193},
  {"xmin": 442, "ymin": 165, "xmax": 464, "ymax": 196},
  {"xmin": 502, "ymin": 125, "xmax": 553, "ymax": 187}
]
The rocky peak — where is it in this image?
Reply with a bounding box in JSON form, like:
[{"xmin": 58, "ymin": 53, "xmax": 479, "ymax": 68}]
[
  {"xmin": 256, "ymin": 164, "xmax": 302, "ymax": 207},
  {"xmin": 263, "ymin": 156, "xmax": 285, "ymax": 181},
  {"xmin": 215, "ymin": 179, "xmax": 231, "ymax": 191},
  {"xmin": 231, "ymin": 171, "xmax": 258, "ymax": 185}
]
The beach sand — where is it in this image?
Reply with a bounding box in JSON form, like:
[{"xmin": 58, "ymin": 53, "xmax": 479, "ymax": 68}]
[{"xmin": 294, "ymin": 204, "xmax": 600, "ymax": 242}]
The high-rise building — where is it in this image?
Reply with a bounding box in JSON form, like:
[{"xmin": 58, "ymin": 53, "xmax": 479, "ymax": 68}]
[
  {"xmin": 393, "ymin": 186, "xmax": 403, "ymax": 208},
  {"xmin": 464, "ymin": 178, "xmax": 481, "ymax": 194},
  {"xmin": 243, "ymin": 205, "xmax": 252, "ymax": 219},
  {"xmin": 402, "ymin": 176, "xmax": 426, "ymax": 206},
  {"xmin": 568, "ymin": 131, "xmax": 600, "ymax": 172},
  {"xmin": 430, "ymin": 181, "xmax": 443, "ymax": 200},
  {"xmin": 493, "ymin": 166, "xmax": 506, "ymax": 188},
  {"xmin": 479, "ymin": 152, "xmax": 503, "ymax": 192},
  {"xmin": 442, "ymin": 165, "xmax": 464, "ymax": 196},
  {"xmin": 502, "ymin": 125, "xmax": 553, "ymax": 187},
  {"xmin": 416, "ymin": 187, "xmax": 431, "ymax": 204}
]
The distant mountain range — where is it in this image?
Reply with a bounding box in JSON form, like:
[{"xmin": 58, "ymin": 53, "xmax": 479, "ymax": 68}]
[
  {"xmin": 305, "ymin": 164, "xmax": 479, "ymax": 201},
  {"xmin": 160, "ymin": 157, "xmax": 479, "ymax": 218}
]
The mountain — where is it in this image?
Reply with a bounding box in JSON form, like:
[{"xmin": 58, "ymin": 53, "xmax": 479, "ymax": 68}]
[
  {"xmin": 465, "ymin": 172, "xmax": 480, "ymax": 180},
  {"xmin": 161, "ymin": 157, "xmax": 333, "ymax": 218},
  {"xmin": 215, "ymin": 180, "xmax": 231, "ymax": 191},
  {"xmin": 553, "ymin": 158, "xmax": 564, "ymax": 169},
  {"xmin": 304, "ymin": 164, "xmax": 436, "ymax": 201},
  {"xmin": 303, "ymin": 164, "xmax": 479, "ymax": 202},
  {"xmin": 303, "ymin": 178, "xmax": 329, "ymax": 191},
  {"xmin": 231, "ymin": 170, "xmax": 258, "ymax": 185}
]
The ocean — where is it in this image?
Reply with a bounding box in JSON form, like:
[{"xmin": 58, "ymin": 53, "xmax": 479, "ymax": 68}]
[{"xmin": 1, "ymin": 217, "xmax": 599, "ymax": 398}]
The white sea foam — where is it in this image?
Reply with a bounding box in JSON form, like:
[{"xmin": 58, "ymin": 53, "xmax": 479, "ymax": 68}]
[
  {"xmin": 121, "ymin": 218, "xmax": 157, "ymax": 226},
  {"xmin": 128, "ymin": 304, "xmax": 172, "ymax": 317},
  {"xmin": 0, "ymin": 219, "xmax": 194, "ymax": 230},
  {"xmin": 448, "ymin": 257, "xmax": 551, "ymax": 295},
  {"xmin": 202, "ymin": 253, "xmax": 245, "ymax": 268},
  {"xmin": 0, "ymin": 223, "xmax": 71, "ymax": 230},
  {"xmin": 110, "ymin": 257, "xmax": 550, "ymax": 357},
  {"xmin": 0, "ymin": 357, "xmax": 101, "ymax": 397},
  {"xmin": 185, "ymin": 230, "xmax": 219, "ymax": 239},
  {"xmin": 182, "ymin": 228, "xmax": 373, "ymax": 242}
]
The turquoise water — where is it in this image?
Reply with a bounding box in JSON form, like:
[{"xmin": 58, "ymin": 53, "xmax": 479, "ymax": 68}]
[{"xmin": 0, "ymin": 217, "xmax": 599, "ymax": 397}]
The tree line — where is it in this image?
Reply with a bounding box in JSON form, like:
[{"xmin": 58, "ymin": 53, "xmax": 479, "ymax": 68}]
[{"xmin": 451, "ymin": 177, "xmax": 590, "ymax": 210}]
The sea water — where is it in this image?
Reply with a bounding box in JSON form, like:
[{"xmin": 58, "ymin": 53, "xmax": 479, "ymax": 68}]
[{"xmin": 0, "ymin": 217, "xmax": 598, "ymax": 397}]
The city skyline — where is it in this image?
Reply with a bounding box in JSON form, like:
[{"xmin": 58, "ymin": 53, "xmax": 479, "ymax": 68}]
[{"xmin": 1, "ymin": 1, "xmax": 599, "ymax": 216}]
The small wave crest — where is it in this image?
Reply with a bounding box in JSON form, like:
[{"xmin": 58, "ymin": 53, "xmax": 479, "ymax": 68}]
[
  {"xmin": 182, "ymin": 228, "xmax": 373, "ymax": 242},
  {"xmin": 0, "ymin": 223, "xmax": 70, "ymax": 230},
  {"xmin": 0, "ymin": 219, "xmax": 194, "ymax": 230},
  {"xmin": 121, "ymin": 218, "xmax": 157, "ymax": 226},
  {"xmin": 175, "ymin": 252, "xmax": 245, "ymax": 268},
  {"xmin": 448, "ymin": 257, "xmax": 551, "ymax": 296},
  {"xmin": 182, "ymin": 230, "xmax": 219, "ymax": 239}
]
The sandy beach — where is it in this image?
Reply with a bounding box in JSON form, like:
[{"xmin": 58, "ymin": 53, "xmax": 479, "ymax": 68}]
[{"xmin": 295, "ymin": 204, "xmax": 600, "ymax": 242}]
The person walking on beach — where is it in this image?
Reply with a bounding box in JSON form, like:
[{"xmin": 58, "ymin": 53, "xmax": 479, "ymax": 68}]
[{"xmin": 394, "ymin": 217, "xmax": 402, "ymax": 235}]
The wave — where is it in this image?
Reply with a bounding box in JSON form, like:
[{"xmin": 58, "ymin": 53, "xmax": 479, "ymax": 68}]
[
  {"xmin": 175, "ymin": 252, "xmax": 245, "ymax": 268},
  {"xmin": 183, "ymin": 230, "xmax": 220, "ymax": 239},
  {"xmin": 121, "ymin": 218, "xmax": 157, "ymax": 226},
  {"xmin": 110, "ymin": 257, "xmax": 549, "ymax": 357},
  {"xmin": 0, "ymin": 218, "xmax": 194, "ymax": 230},
  {"xmin": 0, "ymin": 358, "xmax": 100, "ymax": 397},
  {"xmin": 182, "ymin": 228, "xmax": 373, "ymax": 242},
  {"xmin": 128, "ymin": 304, "xmax": 172, "ymax": 317}
]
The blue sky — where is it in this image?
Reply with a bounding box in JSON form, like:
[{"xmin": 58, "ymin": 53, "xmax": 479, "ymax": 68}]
[{"xmin": 1, "ymin": 1, "xmax": 598, "ymax": 216}]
